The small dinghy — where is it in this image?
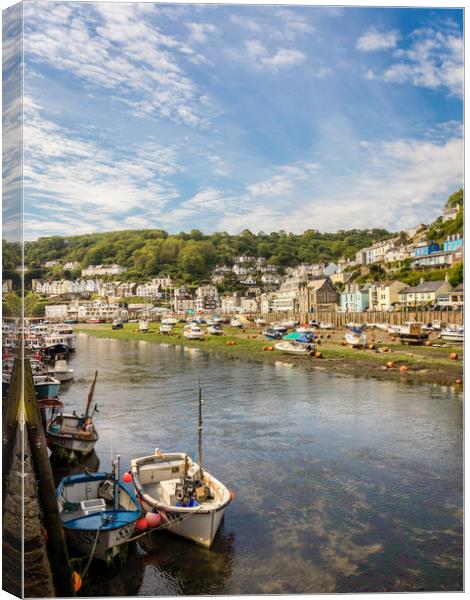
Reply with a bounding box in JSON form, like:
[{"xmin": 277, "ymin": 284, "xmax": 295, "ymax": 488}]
[
  {"xmin": 130, "ymin": 388, "xmax": 232, "ymax": 549},
  {"xmin": 184, "ymin": 325, "xmax": 204, "ymax": 340},
  {"xmin": 49, "ymin": 359, "xmax": 74, "ymax": 382},
  {"xmin": 254, "ymin": 317, "xmax": 266, "ymax": 326},
  {"xmin": 345, "ymin": 331, "xmax": 367, "ymax": 348},
  {"xmin": 112, "ymin": 319, "xmax": 123, "ymax": 330},
  {"xmin": 319, "ymin": 322, "xmax": 334, "ymax": 330},
  {"xmin": 262, "ymin": 328, "xmax": 282, "ymax": 340},
  {"xmin": 396, "ymin": 322, "xmax": 429, "ymax": 345},
  {"xmin": 160, "ymin": 322, "xmax": 174, "ymax": 334},
  {"xmin": 208, "ymin": 325, "xmax": 223, "ymax": 336},
  {"xmin": 34, "ymin": 374, "xmax": 61, "ymax": 399},
  {"xmin": 46, "ymin": 371, "xmax": 99, "ymax": 460},
  {"xmin": 57, "ymin": 458, "xmax": 141, "ymax": 561},
  {"xmin": 441, "ymin": 326, "xmax": 464, "ymax": 343},
  {"xmin": 274, "ymin": 340, "xmax": 313, "ymax": 355},
  {"xmin": 138, "ymin": 319, "xmax": 149, "ymax": 333},
  {"xmin": 230, "ymin": 318, "xmax": 242, "ymax": 328}
]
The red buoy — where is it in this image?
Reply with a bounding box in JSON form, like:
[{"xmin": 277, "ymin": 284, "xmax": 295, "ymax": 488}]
[
  {"xmin": 145, "ymin": 512, "xmax": 162, "ymax": 527},
  {"xmin": 122, "ymin": 472, "xmax": 133, "ymax": 483},
  {"xmin": 229, "ymin": 490, "xmax": 236, "ymax": 501},
  {"xmin": 135, "ymin": 518, "xmax": 149, "ymax": 531}
]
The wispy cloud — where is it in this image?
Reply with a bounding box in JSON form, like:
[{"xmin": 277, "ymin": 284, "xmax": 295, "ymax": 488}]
[
  {"xmin": 239, "ymin": 40, "xmax": 306, "ymax": 73},
  {"xmin": 361, "ymin": 25, "xmax": 463, "ymax": 97},
  {"xmin": 356, "ymin": 27, "xmax": 399, "ymax": 52},
  {"xmin": 24, "ymin": 2, "xmax": 211, "ymax": 127}
]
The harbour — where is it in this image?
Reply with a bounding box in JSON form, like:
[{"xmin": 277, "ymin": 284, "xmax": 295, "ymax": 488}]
[{"xmin": 49, "ymin": 331, "xmax": 462, "ymax": 594}]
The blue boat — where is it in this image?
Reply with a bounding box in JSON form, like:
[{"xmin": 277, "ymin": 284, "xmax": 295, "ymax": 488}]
[
  {"xmin": 57, "ymin": 467, "xmax": 142, "ymax": 561},
  {"xmin": 262, "ymin": 328, "xmax": 282, "ymax": 340},
  {"xmin": 283, "ymin": 332, "xmax": 316, "ymax": 344},
  {"xmin": 34, "ymin": 375, "xmax": 61, "ymax": 399}
]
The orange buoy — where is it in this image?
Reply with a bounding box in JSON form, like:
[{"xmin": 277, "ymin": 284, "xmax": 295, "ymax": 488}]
[
  {"xmin": 386, "ymin": 361, "xmax": 395, "ymax": 369},
  {"xmin": 72, "ymin": 571, "xmax": 82, "ymax": 592},
  {"xmin": 400, "ymin": 365, "xmax": 409, "ymax": 373},
  {"xmin": 145, "ymin": 512, "xmax": 162, "ymax": 528},
  {"xmin": 450, "ymin": 352, "xmax": 458, "ymax": 360},
  {"xmin": 268, "ymin": 346, "xmax": 274, "ymax": 351},
  {"xmin": 456, "ymin": 378, "xmax": 463, "ymax": 385},
  {"xmin": 136, "ymin": 518, "xmax": 149, "ymax": 531},
  {"xmin": 390, "ymin": 337, "xmax": 396, "ymax": 342},
  {"xmin": 368, "ymin": 343, "xmax": 376, "ymax": 350},
  {"xmin": 122, "ymin": 472, "xmax": 132, "ymax": 484},
  {"xmin": 425, "ymin": 340, "xmax": 432, "ymax": 346},
  {"xmin": 229, "ymin": 490, "xmax": 236, "ymax": 501},
  {"xmin": 315, "ymin": 351, "xmax": 322, "ymax": 359},
  {"xmin": 382, "ymin": 346, "xmax": 389, "ymax": 352}
]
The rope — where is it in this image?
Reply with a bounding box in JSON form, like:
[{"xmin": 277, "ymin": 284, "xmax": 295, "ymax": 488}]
[{"xmin": 79, "ymin": 524, "xmax": 102, "ymax": 580}]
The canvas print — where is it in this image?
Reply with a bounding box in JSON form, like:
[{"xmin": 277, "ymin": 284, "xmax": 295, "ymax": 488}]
[{"xmin": 2, "ymin": 1, "xmax": 464, "ymax": 597}]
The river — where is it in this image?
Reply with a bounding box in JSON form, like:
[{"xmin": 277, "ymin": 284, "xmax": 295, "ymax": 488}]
[{"xmin": 57, "ymin": 332, "xmax": 463, "ymax": 595}]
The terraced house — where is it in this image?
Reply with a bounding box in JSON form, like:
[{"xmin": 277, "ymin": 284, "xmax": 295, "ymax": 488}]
[{"xmin": 399, "ymin": 280, "xmax": 453, "ymax": 308}]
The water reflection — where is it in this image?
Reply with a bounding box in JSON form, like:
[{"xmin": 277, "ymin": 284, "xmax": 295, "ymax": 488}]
[{"xmin": 58, "ymin": 334, "xmax": 462, "ymax": 594}]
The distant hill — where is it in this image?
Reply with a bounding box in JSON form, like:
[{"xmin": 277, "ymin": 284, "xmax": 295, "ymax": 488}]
[{"xmin": 22, "ymin": 227, "xmax": 394, "ymax": 285}]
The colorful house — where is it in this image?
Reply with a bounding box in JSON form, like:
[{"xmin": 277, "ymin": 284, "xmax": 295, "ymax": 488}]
[
  {"xmin": 339, "ymin": 284, "xmax": 370, "ymax": 313},
  {"xmin": 443, "ymin": 235, "xmax": 463, "ymax": 253},
  {"xmin": 414, "ymin": 242, "xmax": 440, "ymax": 257}
]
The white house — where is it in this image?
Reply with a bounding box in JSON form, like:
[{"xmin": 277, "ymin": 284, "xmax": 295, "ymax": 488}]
[{"xmin": 81, "ymin": 264, "xmax": 126, "ymax": 277}]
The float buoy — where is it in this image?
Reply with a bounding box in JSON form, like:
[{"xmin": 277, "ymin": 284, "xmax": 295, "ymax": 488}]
[
  {"xmin": 229, "ymin": 490, "xmax": 236, "ymax": 501},
  {"xmin": 145, "ymin": 512, "xmax": 162, "ymax": 528},
  {"xmin": 456, "ymin": 378, "xmax": 463, "ymax": 385},
  {"xmin": 72, "ymin": 571, "xmax": 82, "ymax": 592},
  {"xmin": 122, "ymin": 472, "xmax": 132, "ymax": 484},
  {"xmin": 386, "ymin": 361, "xmax": 395, "ymax": 369},
  {"xmin": 450, "ymin": 352, "xmax": 458, "ymax": 360},
  {"xmin": 136, "ymin": 518, "xmax": 149, "ymax": 532},
  {"xmin": 315, "ymin": 351, "xmax": 322, "ymax": 359},
  {"xmin": 400, "ymin": 365, "xmax": 409, "ymax": 373}
]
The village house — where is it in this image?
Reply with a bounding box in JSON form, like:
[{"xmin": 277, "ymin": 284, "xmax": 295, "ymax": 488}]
[
  {"xmin": 221, "ymin": 293, "xmax": 241, "ymax": 314},
  {"xmin": 81, "ymin": 264, "xmax": 126, "ymax": 277},
  {"xmin": 330, "ymin": 271, "xmax": 353, "ymax": 286},
  {"xmin": 194, "ymin": 284, "xmax": 219, "ymax": 311},
  {"xmin": 443, "ymin": 234, "xmax": 463, "ymax": 253},
  {"xmin": 368, "ymin": 280, "xmax": 407, "ymax": 311},
  {"xmin": 442, "ymin": 205, "xmax": 459, "ymax": 222},
  {"xmin": 322, "ymin": 263, "xmax": 338, "ymax": 277},
  {"xmin": 366, "ymin": 237, "xmax": 401, "ymax": 264},
  {"xmin": 411, "ymin": 251, "xmax": 453, "ymax": 270},
  {"xmin": 43, "ymin": 260, "xmax": 59, "ymax": 268},
  {"xmin": 173, "ymin": 286, "xmax": 194, "ymax": 313},
  {"xmin": 136, "ymin": 282, "xmax": 163, "ymax": 297},
  {"xmin": 437, "ymin": 283, "xmax": 464, "ymax": 310},
  {"xmin": 298, "ymin": 278, "xmax": 339, "ymax": 315},
  {"xmin": 355, "ymin": 248, "xmax": 368, "ymax": 266},
  {"xmin": 261, "ymin": 273, "xmax": 281, "ymax": 285},
  {"xmin": 399, "ymin": 279, "xmax": 453, "ymax": 308},
  {"xmin": 77, "ymin": 300, "xmax": 122, "ymax": 321},
  {"xmin": 339, "ymin": 284, "xmax": 370, "ymax": 313},
  {"xmin": 64, "ymin": 261, "xmax": 80, "ymax": 270},
  {"xmin": 414, "ymin": 241, "xmax": 440, "ymax": 257},
  {"xmin": 45, "ymin": 304, "xmax": 69, "ymax": 320}
]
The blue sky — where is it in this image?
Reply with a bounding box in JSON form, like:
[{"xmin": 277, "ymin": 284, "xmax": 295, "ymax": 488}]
[{"xmin": 16, "ymin": 2, "xmax": 463, "ymax": 239}]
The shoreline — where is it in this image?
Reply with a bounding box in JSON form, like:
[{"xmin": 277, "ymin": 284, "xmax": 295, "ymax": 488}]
[{"xmin": 75, "ymin": 323, "xmax": 464, "ymax": 388}]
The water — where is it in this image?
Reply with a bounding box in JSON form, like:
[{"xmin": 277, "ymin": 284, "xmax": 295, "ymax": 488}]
[{"xmin": 58, "ymin": 333, "xmax": 463, "ymax": 595}]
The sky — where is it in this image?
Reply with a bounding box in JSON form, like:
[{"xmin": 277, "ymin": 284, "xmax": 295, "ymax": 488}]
[{"xmin": 10, "ymin": 2, "xmax": 465, "ymax": 239}]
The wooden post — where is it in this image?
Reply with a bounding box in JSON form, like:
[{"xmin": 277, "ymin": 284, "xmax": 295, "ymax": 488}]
[{"xmin": 23, "ymin": 358, "xmax": 75, "ymax": 597}]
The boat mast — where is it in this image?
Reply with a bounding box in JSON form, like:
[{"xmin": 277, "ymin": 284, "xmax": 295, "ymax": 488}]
[
  {"xmin": 84, "ymin": 370, "xmax": 98, "ymax": 418},
  {"xmin": 114, "ymin": 454, "xmax": 120, "ymax": 511},
  {"xmin": 198, "ymin": 384, "xmax": 204, "ymax": 478}
]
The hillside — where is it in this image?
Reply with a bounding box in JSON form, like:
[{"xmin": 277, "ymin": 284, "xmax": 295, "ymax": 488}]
[{"xmin": 23, "ymin": 227, "xmax": 394, "ymax": 285}]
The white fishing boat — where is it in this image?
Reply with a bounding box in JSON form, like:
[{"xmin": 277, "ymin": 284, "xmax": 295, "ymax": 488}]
[
  {"xmin": 160, "ymin": 322, "xmax": 174, "ymax": 334},
  {"xmin": 46, "ymin": 371, "xmax": 99, "ymax": 460},
  {"xmin": 295, "ymin": 326, "xmax": 315, "ymax": 333},
  {"xmin": 49, "ymin": 359, "xmax": 74, "ymax": 383},
  {"xmin": 184, "ymin": 325, "xmax": 204, "ymax": 340},
  {"xmin": 230, "ymin": 318, "xmax": 242, "ymax": 328},
  {"xmin": 395, "ymin": 322, "xmax": 429, "ymax": 345},
  {"xmin": 138, "ymin": 319, "xmax": 149, "ymax": 333},
  {"xmin": 161, "ymin": 317, "xmax": 178, "ymax": 326},
  {"xmin": 57, "ymin": 461, "xmax": 141, "ymax": 560},
  {"xmin": 130, "ymin": 388, "xmax": 232, "ymax": 549},
  {"xmin": 319, "ymin": 322, "xmax": 334, "ymax": 330},
  {"xmin": 274, "ymin": 341, "xmax": 313, "ymax": 355},
  {"xmin": 440, "ymin": 326, "xmax": 464, "ymax": 343},
  {"xmin": 112, "ymin": 318, "xmax": 123, "ymax": 330},
  {"xmin": 52, "ymin": 323, "xmax": 76, "ymax": 351},
  {"xmin": 208, "ymin": 325, "xmax": 223, "ymax": 336},
  {"xmin": 280, "ymin": 319, "xmax": 297, "ymax": 329},
  {"xmin": 345, "ymin": 331, "xmax": 367, "ymax": 348},
  {"xmin": 254, "ymin": 317, "xmax": 266, "ymax": 326}
]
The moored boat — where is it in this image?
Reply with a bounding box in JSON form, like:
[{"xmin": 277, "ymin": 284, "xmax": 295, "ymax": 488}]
[
  {"xmin": 345, "ymin": 331, "xmax": 367, "ymax": 348},
  {"xmin": 319, "ymin": 322, "xmax": 334, "ymax": 330},
  {"xmin": 208, "ymin": 325, "xmax": 223, "ymax": 335},
  {"xmin": 262, "ymin": 328, "xmax": 282, "ymax": 340},
  {"xmin": 396, "ymin": 322, "xmax": 429, "ymax": 345},
  {"xmin": 112, "ymin": 318, "xmax": 123, "ymax": 330},
  {"xmin": 230, "ymin": 318, "xmax": 242, "ymax": 328},
  {"xmin": 184, "ymin": 325, "xmax": 204, "ymax": 340},
  {"xmin": 49, "ymin": 359, "xmax": 74, "ymax": 383},
  {"xmin": 138, "ymin": 319, "xmax": 149, "ymax": 333},
  {"xmin": 160, "ymin": 322, "xmax": 174, "ymax": 334},
  {"xmin": 130, "ymin": 449, "xmax": 231, "ymax": 549},
  {"xmin": 440, "ymin": 326, "xmax": 464, "ymax": 343},
  {"xmin": 46, "ymin": 371, "xmax": 99, "ymax": 460},
  {"xmin": 34, "ymin": 374, "xmax": 61, "ymax": 399},
  {"xmin": 274, "ymin": 340, "xmax": 313, "ymax": 355},
  {"xmin": 57, "ymin": 464, "xmax": 141, "ymax": 560}
]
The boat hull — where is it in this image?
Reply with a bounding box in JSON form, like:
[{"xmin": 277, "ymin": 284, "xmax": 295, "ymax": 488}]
[
  {"xmin": 35, "ymin": 381, "xmax": 61, "ymax": 399},
  {"xmin": 141, "ymin": 500, "xmax": 226, "ymax": 549},
  {"xmin": 64, "ymin": 521, "xmax": 136, "ymax": 559}
]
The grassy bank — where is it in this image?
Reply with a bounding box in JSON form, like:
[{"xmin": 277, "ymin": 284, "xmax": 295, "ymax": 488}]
[{"xmin": 76, "ymin": 323, "xmax": 463, "ymax": 387}]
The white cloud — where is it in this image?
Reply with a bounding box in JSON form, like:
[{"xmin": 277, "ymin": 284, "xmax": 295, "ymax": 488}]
[
  {"xmin": 23, "ymin": 2, "xmax": 211, "ymax": 128},
  {"xmin": 360, "ymin": 25, "xmax": 463, "ymax": 97},
  {"xmin": 186, "ymin": 22, "xmax": 217, "ymax": 44},
  {"xmin": 242, "ymin": 40, "xmax": 305, "ymax": 73},
  {"xmin": 247, "ymin": 162, "xmax": 320, "ymax": 197},
  {"xmin": 356, "ymin": 27, "xmax": 399, "ymax": 52}
]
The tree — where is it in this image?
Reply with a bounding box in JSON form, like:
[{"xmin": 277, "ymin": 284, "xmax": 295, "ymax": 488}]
[{"xmin": 448, "ymin": 262, "xmax": 463, "ymax": 287}]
